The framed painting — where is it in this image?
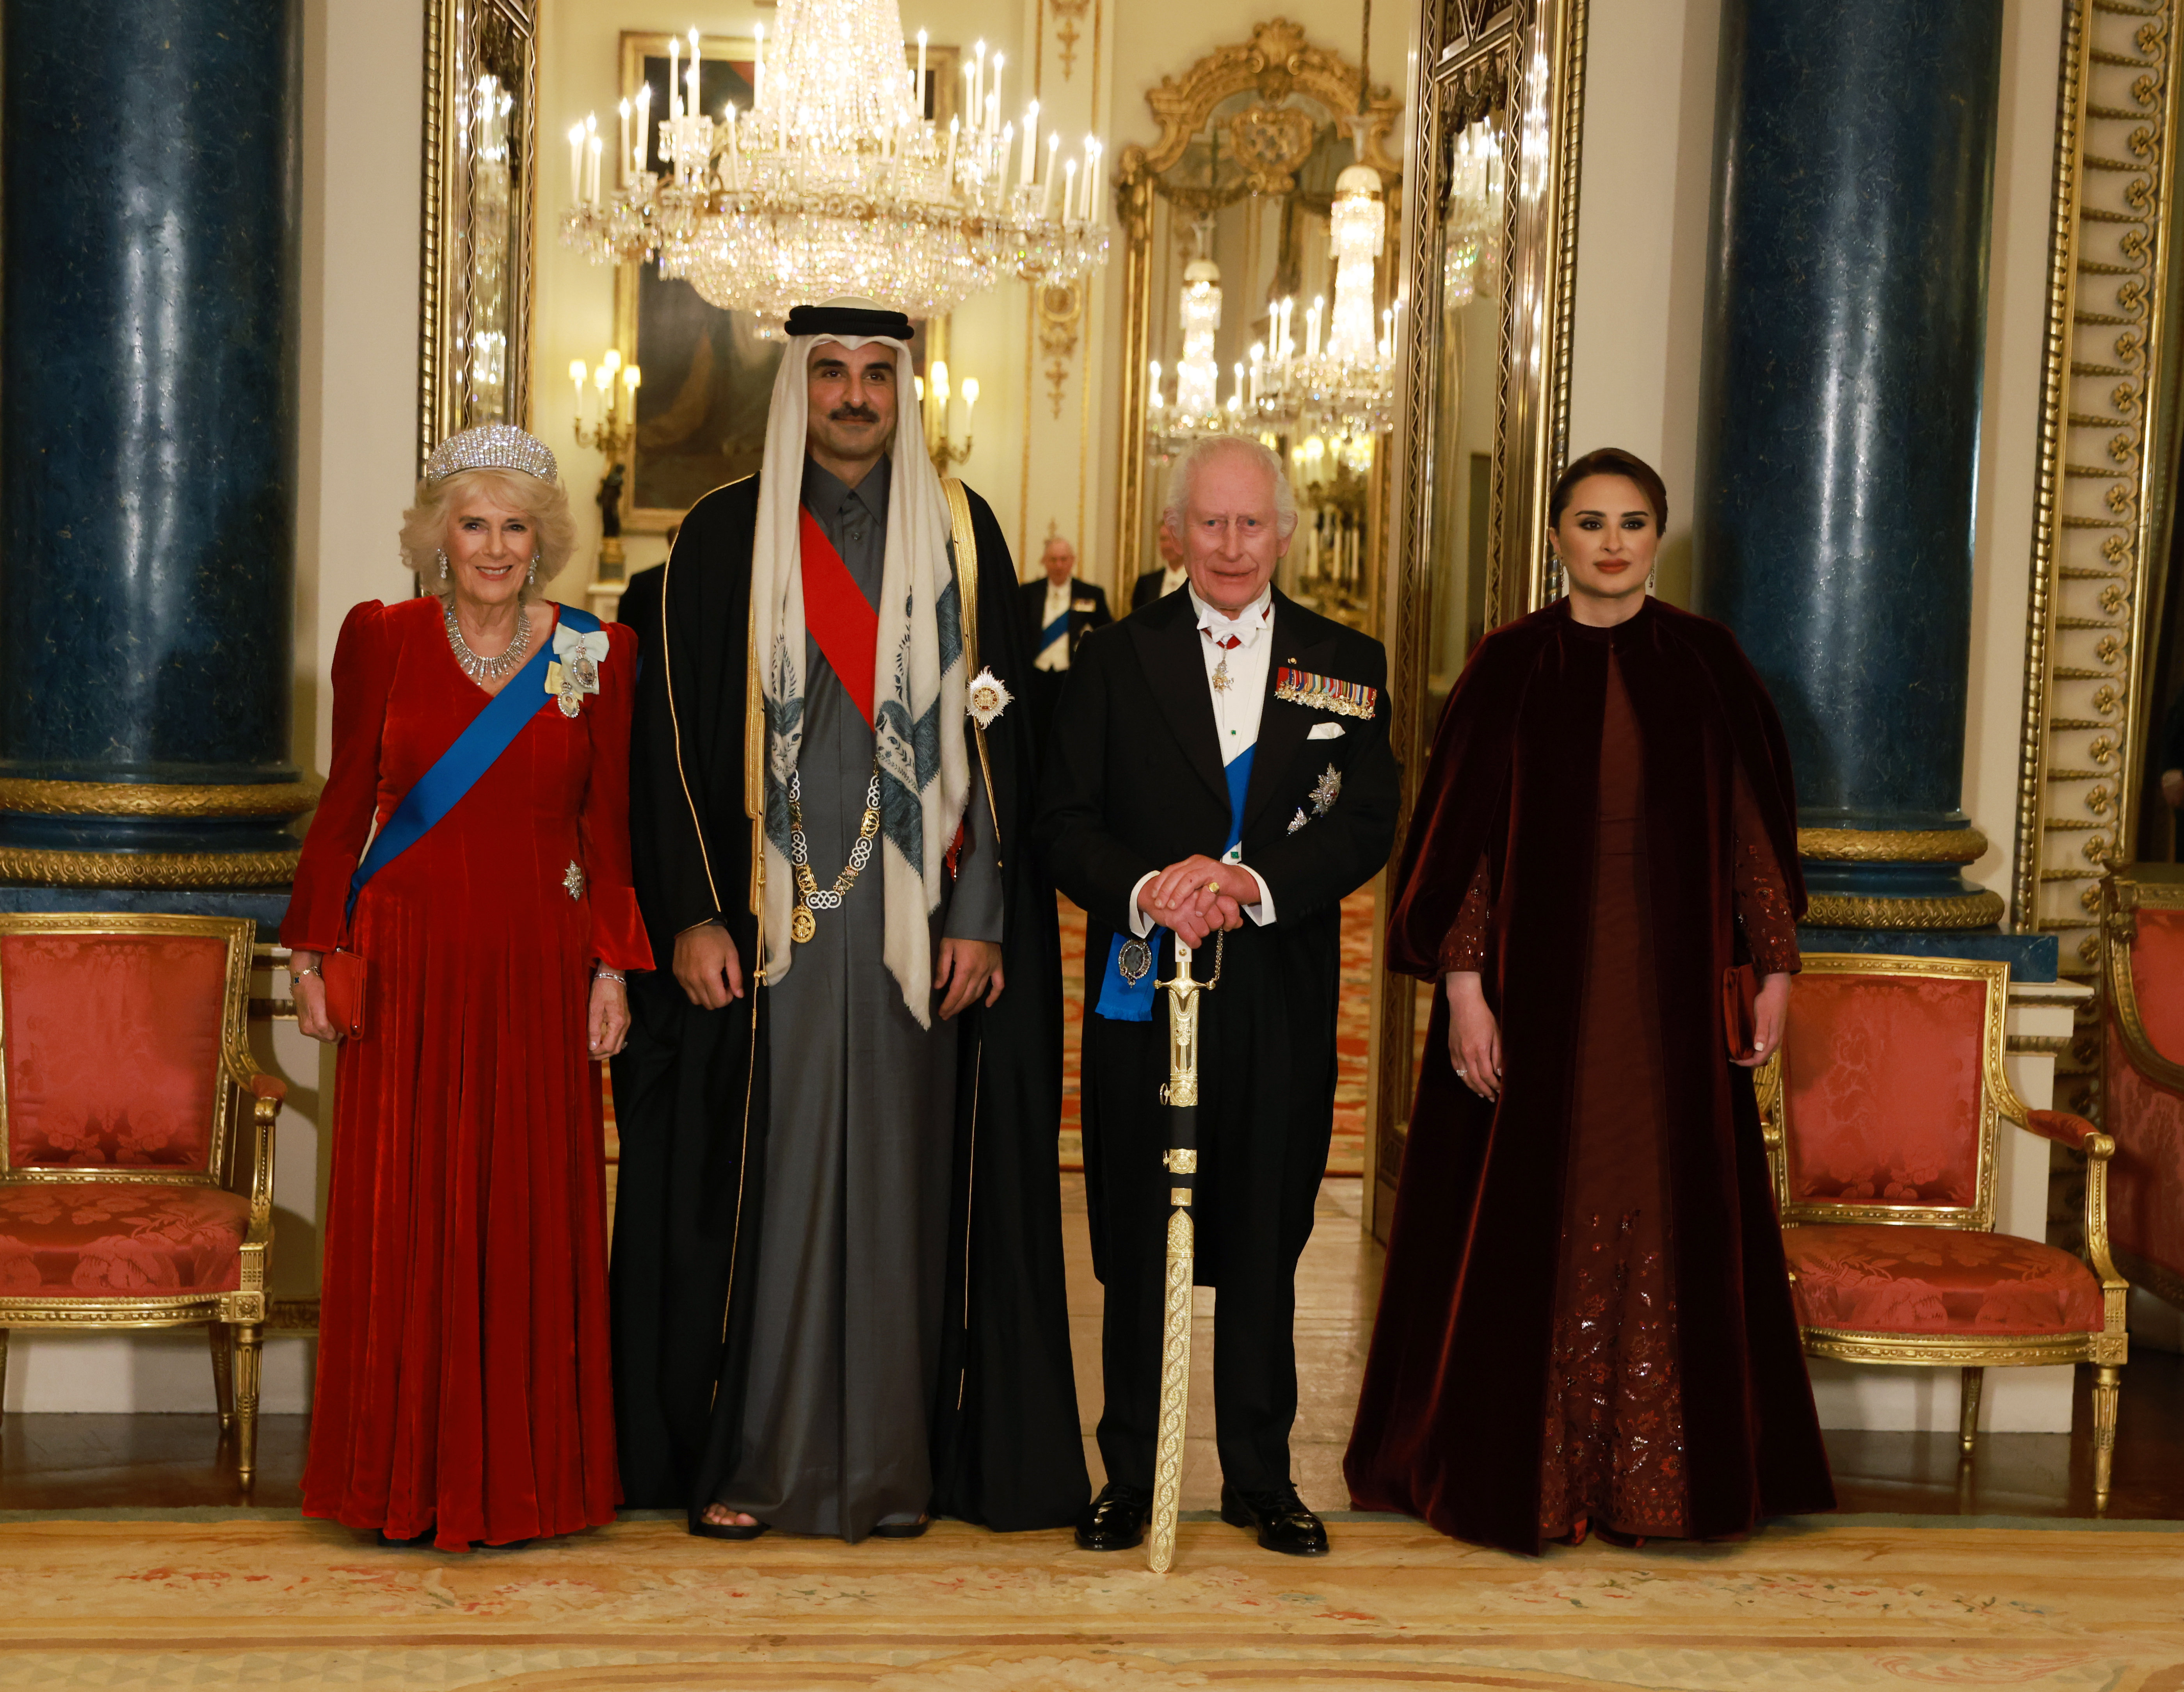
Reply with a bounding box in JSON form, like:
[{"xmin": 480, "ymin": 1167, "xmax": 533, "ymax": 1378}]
[{"xmin": 612, "ymin": 31, "xmax": 960, "ymax": 529}]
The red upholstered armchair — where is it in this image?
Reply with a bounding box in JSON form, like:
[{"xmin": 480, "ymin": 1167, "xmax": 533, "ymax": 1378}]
[
  {"xmin": 2101, "ymin": 865, "xmax": 2184, "ymax": 1311},
  {"xmin": 1758, "ymin": 954, "xmax": 2129, "ymax": 1500},
  {"xmin": 0, "ymin": 915, "xmax": 284, "ymax": 1483}
]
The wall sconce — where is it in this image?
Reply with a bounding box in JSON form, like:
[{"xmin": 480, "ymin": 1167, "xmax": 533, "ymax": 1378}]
[
  {"xmin": 571, "ymin": 348, "xmax": 641, "ymax": 457},
  {"xmin": 919, "ymin": 358, "xmax": 977, "ymax": 470}
]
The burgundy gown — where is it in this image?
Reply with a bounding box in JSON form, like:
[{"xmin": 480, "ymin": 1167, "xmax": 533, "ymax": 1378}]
[
  {"xmin": 1345, "ymin": 598, "xmax": 1833, "ymax": 1554},
  {"xmin": 283, "ymin": 597, "xmax": 652, "ymax": 1548}
]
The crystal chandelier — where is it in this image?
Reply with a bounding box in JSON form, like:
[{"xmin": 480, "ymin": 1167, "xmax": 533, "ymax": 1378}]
[
  {"xmin": 1257, "ymin": 166, "xmax": 1397, "ymax": 441},
  {"xmin": 1442, "ymin": 117, "xmax": 1503, "ymax": 308},
  {"xmin": 561, "ymin": 0, "xmax": 1109, "ymax": 334}
]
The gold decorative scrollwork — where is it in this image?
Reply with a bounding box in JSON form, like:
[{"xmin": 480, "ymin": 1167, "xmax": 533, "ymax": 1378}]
[
  {"xmin": 0, "ymin": 848, "xmax": 302, "ymax": 889},
  {"xmin": 2017, "ymin": 0, "xmax": 2181, "ymax": 1132},
  {"xmin": 0, "ymin": 779, "xmax": 320, "ymax": 819},
  {"xmin": 1797, "ymin": 826, "xmax": 1988, "ymax": 863},
  {"xmin": 1803, "ymin": 891, "xmax": 2009, "ymax": 930}
]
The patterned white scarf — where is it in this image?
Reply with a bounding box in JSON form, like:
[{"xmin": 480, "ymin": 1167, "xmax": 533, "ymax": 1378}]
[{"xmin": 751, "ymin": 334, "xmax": 969, "ymax": 1025}]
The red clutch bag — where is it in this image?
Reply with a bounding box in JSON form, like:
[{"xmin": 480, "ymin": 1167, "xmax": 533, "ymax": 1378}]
[
  {"xmin": 320, "ymin": 949, "xmax": 368, "ymax": 1041},
  {"xmin": 1722, "ymin": 963, "xmax": 1759, "ymax": 1061}
]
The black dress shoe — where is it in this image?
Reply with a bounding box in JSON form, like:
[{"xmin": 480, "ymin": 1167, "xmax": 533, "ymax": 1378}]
[
  {"xmin": 1075, "ymin": 1482, "xmax": 1152, "ymax": 1551},
  {"xmin": 1220, "ymin": 1483, "xmax": 1329, "ymax": 1557},
  {"xmin": 871, "ymin": 1516, "xmax": 930, "ymax": 1539}
]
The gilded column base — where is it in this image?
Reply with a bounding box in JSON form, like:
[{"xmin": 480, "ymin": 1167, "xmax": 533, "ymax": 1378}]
[
  {"xmin": 1802, "ymin": 890, "xmax": 2008, "ymax": 930},
  {"xmin": 0, "ymin": 847, "xmax": 303, "ymax": 889}
]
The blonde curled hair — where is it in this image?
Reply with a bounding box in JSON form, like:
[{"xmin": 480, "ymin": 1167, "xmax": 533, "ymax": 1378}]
[{"xmin": 398, "ymin": 467, "xmax": 579, "ymax": 601}]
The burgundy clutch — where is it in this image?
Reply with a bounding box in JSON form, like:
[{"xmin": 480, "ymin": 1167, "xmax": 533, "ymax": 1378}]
[
  {"xmin": 1722, "ymin": 963, "xmax": 1759, "ymax": 1061},
  {"xmin": 320, "ymin": 949, "xmax": 368, "ymax": 1041}
]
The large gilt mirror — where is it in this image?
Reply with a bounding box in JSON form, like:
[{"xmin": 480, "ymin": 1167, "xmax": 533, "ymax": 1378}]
[
  {"xmin": 1366, "ymin": 0, "xmax": 1587, "ymax": 1240},
  {"xmin": 420, "ymin": 0, "xmax": 541, "ymax": 463},
  {"xmin": 1112, "ymin": 21, "xmax": 1402, "ymax": 632}
]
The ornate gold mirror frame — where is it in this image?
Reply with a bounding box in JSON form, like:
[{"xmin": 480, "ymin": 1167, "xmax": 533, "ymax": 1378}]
[
  {"xmin": 1110, "ymin": 20, "xmax": 1404, "ymax": 603},
  {"xmin": 2014, "ymin": 0, "xmax": 2184, "ymax": 1119},
  {"xmin": 1366, "ymin": 0, "xmax": 1587, "ymax": 1240},
  {"xmin": 418, "ymin": 0, "xmax": 541, "ymax": 466}
]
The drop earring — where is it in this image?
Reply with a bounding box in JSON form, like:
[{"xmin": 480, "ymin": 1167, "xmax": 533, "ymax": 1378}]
[
  {"xmin": 437, "ymin": 548, "xmax": 450, "ymax": 581},
  {"xmin": 1645, "ymin": 564, "xmax": 1658, "ymax": 595},
  {"xmin": 526, "ymin": 557, "xmax": 538, "ymax": 586}
]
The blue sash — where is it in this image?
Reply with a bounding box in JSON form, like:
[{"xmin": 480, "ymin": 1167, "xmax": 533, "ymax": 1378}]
[
  {"xmin": 1041, "ymin": 610, "xmax": 1071, "ymax": 651},
  {"xmin": 1096, "ymin": 745, "xmax": 1254, "ymax": 1022},
  {"xmin": 346, "ymin": 606, "xmax": 604, "ymax": 919}
]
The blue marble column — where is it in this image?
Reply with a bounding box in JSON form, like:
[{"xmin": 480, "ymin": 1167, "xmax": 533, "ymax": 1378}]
[
  {"xmin": 1693, "ymin": 0, "xmax": 2049, "ymax": 973},
  {"xmin": 0, "ymin": 0, "xmax": 306, "ymax": 913}
]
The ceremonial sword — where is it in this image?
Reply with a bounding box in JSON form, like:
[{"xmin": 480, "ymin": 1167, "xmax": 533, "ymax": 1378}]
[{"xmin": 1147, "ymin": 932, "xmax": 1218, "ymax": 1574}]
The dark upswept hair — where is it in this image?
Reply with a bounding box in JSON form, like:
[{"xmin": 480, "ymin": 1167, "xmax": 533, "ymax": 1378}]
[{"xmin": 1548, "ymin": 447, "xmax": 1669, "ymax": 533}]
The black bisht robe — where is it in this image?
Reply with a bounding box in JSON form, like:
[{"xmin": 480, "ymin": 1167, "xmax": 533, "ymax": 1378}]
[
  {"xmin": 1343, "ymin": 596, "xmax": 1834, "ymax": 1554},
  {"xmin": 609, "ymin": 471, "xmax": 1088, "ymax": 1530}
]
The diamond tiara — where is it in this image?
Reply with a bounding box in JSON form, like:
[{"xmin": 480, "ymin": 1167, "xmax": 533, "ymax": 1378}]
[{"xmin": 425, "ymin": 423, "xmax": 559, "ymax": 485}]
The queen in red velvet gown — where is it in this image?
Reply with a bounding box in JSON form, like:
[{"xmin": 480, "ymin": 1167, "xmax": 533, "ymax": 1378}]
[
  {"xmin": 283, "ymin": 452, "xmax": 650, "ymax": 1549},
  {"xmin": 1344, "ymin": 451, "xmax": 1834, "ymax": 1554}
]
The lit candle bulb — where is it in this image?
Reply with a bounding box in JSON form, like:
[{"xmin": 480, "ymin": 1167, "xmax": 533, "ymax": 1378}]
[
  {"xmin": 585, "ymin": 117, "xmax": 601, "ymax": 204},
  {"xmin": 989, "ymin": 54, "xmax": 1003, "ymax": 136},
  {"xmin": 634, "ymin": 84, "xmax": 651, "ymax": 177},
  {"xmin": 1087, "ymin": 137, "xmax": 1104, "ymax": 224},
  {"xmin": 1306, "ymin": 295, "xmax": 1323, "ymax": 359},
  {"xmin": 961, "ymin": 375, "xmax": 978, "ymax": 434},
  {"xmin": 570, "ymin": 359, "xmax": 588, "ymax": 411},
  {"xmin": 617, "ymin": 100, "xmax": 630, "ymax": 189},
  {"xmin": 1021, "ymin": 101, "xmax": 1039, "ymax": 187},
  {"xmin": 568, "ymin": 122, "xmax": 585, "ymax": 202},
  {"xmin": 602, "ymin": 349, "xmax": 622, "ymax": 374},
  {"xmin": 1149, "ymin": 359, "xmax": 1163, "ymax": 408},
  {"xmin": 946, "ymin": 114, "xmax": 959, "ymax": 183},
  {"xmin": 972, "ymin": 40, "xmax": 985, "ymax": 123},
  {"xmin": 624, "ymin": 364, "xmax": 642, "ymax": 399},
  {"xmin": 752, "ymin": 24, "xmax": 764, "ymax": 117},
  {"xmin": 668, "ymin": 33, "xmax": 681, "ymax": 121},
  {"xmin": 916, "ymin": 30, "xmax": 928, "ymax": 110},
  {"xmin": 1063, "ymin": 157, "xmax": 1078, "ymax": 222},
  {"xmin": 1249, "ymin": 343, "xmax": 1263, "ymax": 404},
  {"xmin": 686, "ymin": 28, "xmax": 701, "ymax": 130},
  {"xmin": 1040, "ymin": 132, "xmax": 1060, "ymax": 218}
]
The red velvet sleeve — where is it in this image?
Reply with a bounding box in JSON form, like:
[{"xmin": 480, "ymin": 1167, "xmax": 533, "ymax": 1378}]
[
  {"xmin": 279, "ymin": 601, "xmax": 394, "ymax": 954},
  {"xmin": 581, "ymin": 620, "xmax": 654, "ymax": 973},
  {"xmin": 1435, "ymin": 856, "xmax": 1493, "ymax": 974},
  {"xmin": 1733, "ymin": 763, "xmax": 1801, "ymax": 975}
]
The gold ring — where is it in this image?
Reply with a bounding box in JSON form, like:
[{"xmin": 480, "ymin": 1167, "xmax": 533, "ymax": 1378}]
[{"xmin": 1205, "ymin": 879, "xmax": 1221, "ymax": 893}]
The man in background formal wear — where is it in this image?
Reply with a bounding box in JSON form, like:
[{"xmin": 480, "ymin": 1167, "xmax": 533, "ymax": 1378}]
[
  {"xmin": 1036, "ymin": 435, "xmax": 1398, "ymax": 1558},
  {"xmin": 1129, "ymin": 525, "xmax": 1189, "ymax": 611},
  {"xmin": 1019, "ymin": 534, "xmax": 1111, "ymax": 749}
]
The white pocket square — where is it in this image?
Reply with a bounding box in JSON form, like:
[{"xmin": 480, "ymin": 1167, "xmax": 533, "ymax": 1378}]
[{"xmin": 1307, "ymin": 722, "xmax": 1346, "ymax": 740}]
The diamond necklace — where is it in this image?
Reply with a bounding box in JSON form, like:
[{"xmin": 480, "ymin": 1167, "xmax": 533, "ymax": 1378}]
[
  {"xmin": 443, "ymin": 600, "xmax": 534, "ymax": 683},
  {"xmin": 786, "ymin": 761, "xmax": 882, "ymax": 944}
]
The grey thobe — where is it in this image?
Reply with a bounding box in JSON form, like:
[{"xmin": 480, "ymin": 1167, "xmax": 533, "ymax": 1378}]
[{"xmin": 716, "ymin": 454, "xmax": 1004, "ymax": 1537}]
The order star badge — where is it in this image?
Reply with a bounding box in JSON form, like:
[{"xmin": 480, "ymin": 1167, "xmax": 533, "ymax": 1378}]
[
  {"xmin": 966, "ymin": 666, "xmax": 1012, "ymax": 728},
  {"xmin": 563, "ymin": 860, "xmax": 586, "ymax": 899},
  {"xmin": 1311, "ymin": 763, "xmax": 1342, "ymax": 816}
]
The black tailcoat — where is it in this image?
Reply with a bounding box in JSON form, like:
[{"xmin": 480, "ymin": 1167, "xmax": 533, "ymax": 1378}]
[
  {"xmin": 1033, "ymin": 584, "xmax": 1398, "ymax": 1490},
  {"xmin": 1018, "ymin": 575, "xmax": 1113, "ymax": 752},
  {"xmin": 611, "ymin": 472, "xmax": 1088, "ymax": 1530}
]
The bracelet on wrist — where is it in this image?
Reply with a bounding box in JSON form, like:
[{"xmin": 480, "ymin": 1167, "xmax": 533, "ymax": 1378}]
[
  {"xmin": 291, "ymin": 964, "xmax": 323, "ymax": 981},
  {"xmin": 594, "ymin": 969, "xmax": 626, "ymax": 984}
]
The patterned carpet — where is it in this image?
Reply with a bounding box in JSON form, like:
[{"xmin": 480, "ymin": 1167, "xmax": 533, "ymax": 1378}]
[
  {"xmin": 4, "ymin": 1515, "xmax": 2179, "ymax": 1687},
  {"xmin": 606, "ymin": 889, "xmax": 1375, "ymax": 1183}
]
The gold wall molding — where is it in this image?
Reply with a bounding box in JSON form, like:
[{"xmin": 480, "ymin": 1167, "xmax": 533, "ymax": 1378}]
[
  {"xmin": 1797, "ymin": 826, "xmax": 1988, "ymax": 863},
  {"xmin": 1366, "ymin": 0, "xmax": 1588, "ymax": 1240},
  {"xmin": 0, "ymin": 849, "xmax": 302, "ymax": 890},
  {"xmin": 2014, "ymin": 0, "xmax": 2183, "ymax": 1121},
  {"xmin": 0, "ymin": 779, "xmax": 321, "ymax": 819},
  {"xmin": 1803, "ymin": 891, "xmax": 2009, "ymax": 930}
]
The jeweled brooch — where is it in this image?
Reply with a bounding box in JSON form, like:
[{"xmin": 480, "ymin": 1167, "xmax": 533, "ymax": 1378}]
[
  {"xmin": 1311, "ymin": 764, "xmax": 1343, "ymax": 815},
  {"xmin": 966, "ymin": 665, "xmax": 1012, "ymax": 728},
  {"xmin": 563, "ymin": 860, "xmax": 586, "ymax": 899}
]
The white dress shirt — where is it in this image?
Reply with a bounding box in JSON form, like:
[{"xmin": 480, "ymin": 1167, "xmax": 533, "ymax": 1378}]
[
  {"xmin": 1035, "ymin": 580, "xmax": 1073, "ymax": 673},
  {"xmin": 1128, "ymin": 585, "xmax": 1277, "ymax": 935}
]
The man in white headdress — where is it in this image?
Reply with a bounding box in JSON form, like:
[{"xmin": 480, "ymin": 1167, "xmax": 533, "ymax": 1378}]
[{"xmin": 612, "ymin": 300, "xmax": 1087, "ymax": 1542}]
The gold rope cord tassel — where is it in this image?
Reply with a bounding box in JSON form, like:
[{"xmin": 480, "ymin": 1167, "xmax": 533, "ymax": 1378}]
[{"xmin": 1146, "ymin": 1205, "xmax": 1195, "ymax": 1574}]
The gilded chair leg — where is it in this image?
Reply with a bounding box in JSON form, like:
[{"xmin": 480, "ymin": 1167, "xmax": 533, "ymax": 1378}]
[
  {"xmin": 2093, "ymin": 1363, "xmax": 2122, "ymax": 1507},
  {"xmin": 1958, "ymin": 1366, "xmax": 1984, "ymax": 1456},
  {"xmin": 0, "ymin": 1329, "xmax": 9, "ymax": 1427},
  {"xmin": 233, "ymin": 1322, "xmax": 263, "ymax": 1488},
  {"xmin": 208, "ymin": 1322, "xmax": 235, "ymax": 1434}
]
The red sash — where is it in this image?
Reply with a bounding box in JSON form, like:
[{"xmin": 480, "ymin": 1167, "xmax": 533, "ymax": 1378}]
[{"xmin": 799, "ymin": 506, "xmax": 880, "ymax": 727}]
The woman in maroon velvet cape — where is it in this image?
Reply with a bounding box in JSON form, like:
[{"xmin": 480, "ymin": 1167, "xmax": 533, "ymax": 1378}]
[{"xmin": 1343, "ymin": 448, "xmax": 1833, "ymax": 1554}]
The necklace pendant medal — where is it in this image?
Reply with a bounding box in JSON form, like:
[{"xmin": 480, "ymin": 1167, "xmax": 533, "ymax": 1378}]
[
  {"xmin": 1211, "ymin": 655, "xmax": 1231, "ymax": 693},
  {"xmin": 791, "ymin": 904, "xmax": 817, "ymax": 945},
  {"xmin": 1119, "ymin": 937, "xmax": 1152, "ymax": 984}
]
